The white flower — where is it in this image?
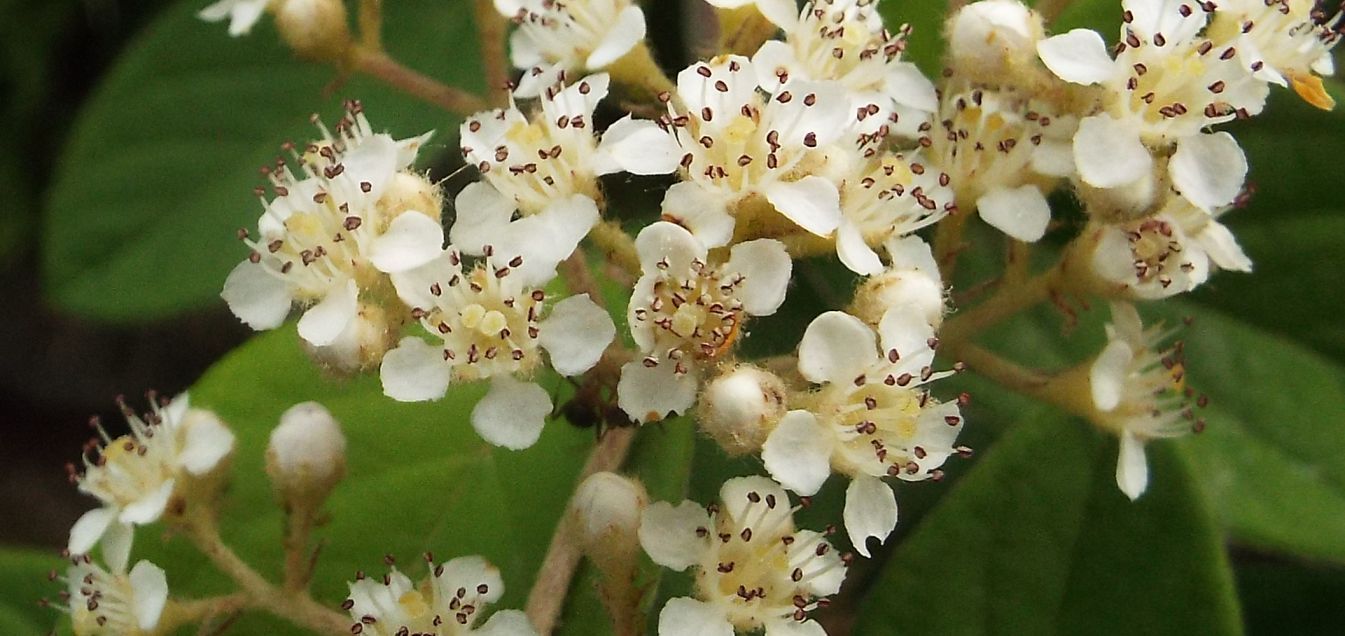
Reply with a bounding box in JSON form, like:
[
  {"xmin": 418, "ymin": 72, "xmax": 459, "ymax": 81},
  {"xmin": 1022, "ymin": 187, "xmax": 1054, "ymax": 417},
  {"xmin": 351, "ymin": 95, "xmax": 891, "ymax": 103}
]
[
  {"xmin": 617, "ymin": 222, "xmax": 791, "ymax": 423},
  {"xmin": 460, "ymin": 74, "xmax": 676, "ymax": 216},
  {"xmin": 198, "ymin": 0, "xmax": 272, "ymax": 36},
  {"xmin": 1089, "ymin": 302, "xmax": 1202, "ymax": 500},
  {"xmin": 68, "ymin": 394, "xmax": 235, "ymax": 569},
  {"xmin": 380, "ymin": 242, "xmax": 614, "ymax": 450},
  {"xmin": 703, "ymin": 0, "xmax": 801, "ymax": 31},
  {"xmin": 639, "ymin": 476, "xmax": 846, "ymax": 635},
  {"xmin": 947, "ymin": 0, "xmax": 1045, "ymax": 84},
  {"xmin": 1037, "ymin": 0, "xmax": 1267, "ymax": 207},
  {"xmin": 60, "ymin": 553, "xmax": 169, "ymax": 636},
  {"xmin": 222, "ymin": 102, "xmax": 441, "ymax": 349},
  {"xmin": 929, "ymin": 88, "xmax": 1074, "ymax": 242},
  {"xmin": 1087, "ymin": 193, "xmax": 1251, "ymax": 300},
  {"xmin": 498, "ymin": 0, "xmax": 649, "ymax": 96},
  {"xmin": 833, "ymin": 150, "xmax": 952, "ymax": 274},
  {"xmin": 762, "ymin": 310, "xmax": 963, "ymax": 556},
  {"xmin": 345, "ymin": 556, "xmax": 536, "ymax": 636},
  {"xmin": 751, "ymin": 0, "xmax": 938, "ymax": 137},
  {"xmin": 656, "ymin": 56, "xmax": 854, "ymax": 247},
  {"xmin": 1207, "ymin": 0, "xmax": 1341, "ymax": 109}
]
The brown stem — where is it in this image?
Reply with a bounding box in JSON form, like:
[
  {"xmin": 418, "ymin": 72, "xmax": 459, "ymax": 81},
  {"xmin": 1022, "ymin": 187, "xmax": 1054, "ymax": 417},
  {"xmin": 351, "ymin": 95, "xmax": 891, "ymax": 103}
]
[
  {"xmin": 1035, "ymin": 0, "xmax": 1076, "ymax": 24},
  {"xmin": 282, "ymin": 503, "xmax": 319, "ymax": 593},
  {"xmin": 351, "ymin": 48, "xmax": 489, "ymax": 116},
  {"xmin": 524, "ymin": 426, "xmax": 639, "ymax": 635},
  {"xmin": 474, "ymin": 0, "xmax": 512, "ymax": 104},
  {"xmin": 559, "ymin": 251, "xmax": 603, "ymax": 304},
  {"xmin": 357, "ymin": 0, "xmax": 383, "ymax": 50},
  {"xmin": 941, "ymin": 264, "xmax": 1062, "ymax": 348}
]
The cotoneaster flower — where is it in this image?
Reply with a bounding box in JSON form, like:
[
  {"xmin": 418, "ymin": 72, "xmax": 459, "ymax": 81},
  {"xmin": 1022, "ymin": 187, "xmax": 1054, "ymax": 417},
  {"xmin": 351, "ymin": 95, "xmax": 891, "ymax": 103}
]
[
  {"xmin": 67, "ymin": 394, "xmax": 235, "ymax": 569},
  {"xmin": 1089, "ymin": 302, "xmax": 1203, "ymax": 499},
  {"xmin": 762, "ymin": 309, "xmax": 964, "ymax": 556},
  {"xmin": 380, "ymin": 231, "xmax": 614, "ymax": 450},
  {"xmin": 655, "ymin": 55, "xmax": 853, "ymax": 247},
  {"xmin": 618, "ymin": 221, "xmax": 791, "ymax": 423},
  {"xmin": 1207, "ymin": 0, "xmax": 1342, "ymax": 109},
  {"xmin": 222, "ymin": 102, "xmax": 443, "ymax": 351},
  {"xmin": 497, "ymin": 0, "xmax": 649, "ymax": 96},
  {"xmin": 1036, "ymin": 0, "xmax": 1268, "ymax": 209},
  {"xmin": 639, "ymin": 476, "xmax": 846, "ymax": 636},
  {"xmin": 58, "ymin": 553, "xmax": 169, "ymax": 636},
  {"xmin": 345, "ymin": 556, "xmax": 535, "ymax": 635},
  {"xmin": 832, "ymin": 147, "xmax": 952, "ymax": 275}
]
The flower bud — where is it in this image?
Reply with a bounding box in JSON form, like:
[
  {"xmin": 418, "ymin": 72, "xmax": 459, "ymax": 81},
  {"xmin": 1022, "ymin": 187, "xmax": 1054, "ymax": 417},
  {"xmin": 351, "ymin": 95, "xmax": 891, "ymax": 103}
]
[
  {"xmin": 570, "ymin": 472, "xmax": 648, "ymax": 564},
  {"xmin": 303, "ymin": 302, "xmax": 398, "ymax": 374},
  {"xmin": 947, "ymin": 0, "xmax": 1044, "ymax": 86},
  {"xmin": 698, "ymin": 366, "xmax": 787, "ymax": 455},
  {"xmin": 378, "ymin": 172, "xmax": 444, "ymax": 224},
  {"xmin": 266, "ymin": 402, "xmax": 347, "ymax": 506},
  {"xmin": 274, "ymin": 0, "xmax": 351, "ymax": 62},
  {"xmin": 851, "ymin": 269, "xmax": 945, "ymax": 330}
]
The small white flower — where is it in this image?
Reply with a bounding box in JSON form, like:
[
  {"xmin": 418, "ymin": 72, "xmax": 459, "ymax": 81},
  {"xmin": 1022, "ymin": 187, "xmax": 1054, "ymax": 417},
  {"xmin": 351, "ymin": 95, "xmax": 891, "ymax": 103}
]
[
  {"xmin": 1087, "ymin": 194, "xmax": 1251, "ymax": 300},
  {"xmin": 763, "ymin": 309, "xmax": 963, "ymax": 556},
  {"xmin": 1037, "ymin": 0, "xmax": 1267, "ymax": 207},
  {"xmin": 656, "ymin": 56, "xmax": 854, "ymax": 247},
  {"xmin": 1089, "ymin": 302, "xmax": 1202, "ymax": 500},
  {"xmin": 833, "ymin": 150, "xmax": 952, "ymax": 274},
  {"xmin": 461, "ymin": 74, "xmax": 676, "ymax": 216},
  {"xmin": 639, "ymin": 476, "xmax": 846, "ymax": 636},
  {"xmin": 68, "ymin": 394, "xmax": 235, "ymax": 569},
  {"xmin": 751, "ymin": 0, "xmax": 938, "ymax": 138},
  {"xmin": 198, "ymin": 0, "xmax": 272, "ymax": 36},
  {"xmin": 222, "ymin": 102, "xmax": 441, "ymax": 348},
  {"xmin": 380, "ymin": 242, "xmax": 614, "ymax": 450},
  {"xmin": 929, "ymin": 88, "xmax": 1074, "ymax": 242},
  {"xmin": 617, "ymin": 222, "xmax": 791, "ymax": 423},
  {"xmin": 60, "ymin": 553, "xmax": 169, "ymax": 636},
  {"xmin": 1207, "ymin": 0, "xmax": 1341, "ymax": 109},
  {"xmin": 498, "ymin": 0, "xmax": 649, "ymax": 96},
  {"xmin": 345, "ymin": 556, "xmax": 536, "ymax": 635}
]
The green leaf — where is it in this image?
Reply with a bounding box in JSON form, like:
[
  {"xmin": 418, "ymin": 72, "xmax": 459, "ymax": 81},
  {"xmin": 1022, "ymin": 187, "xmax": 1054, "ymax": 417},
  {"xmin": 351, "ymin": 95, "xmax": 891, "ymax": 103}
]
[
  {"xmin": 854, "ymin": 410, "xmax": 1242, "ymax": 635},
  {"xmin": 124, "ymin": 327, "xmax": 593, "ymax": 633},
  {"xmin": 0, "ymin": 548, "xmax": 63, "ymax": 634},
  {"xmin": 42, "ymin": 0, "xmax": 483, "ymax": 323}
]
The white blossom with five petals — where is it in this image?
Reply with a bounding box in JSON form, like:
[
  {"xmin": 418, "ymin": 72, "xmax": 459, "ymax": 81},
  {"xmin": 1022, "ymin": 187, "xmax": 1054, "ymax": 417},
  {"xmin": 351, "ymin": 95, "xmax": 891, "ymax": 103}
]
[
  {"xmin": 345, "ymin": 556, "xmax": 536, "ymax": 635},
  {"xmin": 60, "ymin": 552, "xmax": 169, "ymax": 636}
]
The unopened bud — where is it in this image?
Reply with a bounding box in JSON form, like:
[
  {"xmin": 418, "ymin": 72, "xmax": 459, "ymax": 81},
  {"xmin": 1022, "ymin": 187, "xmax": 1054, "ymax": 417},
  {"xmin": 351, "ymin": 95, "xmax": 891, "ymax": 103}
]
[
  {"xmin": 852, "ymin": 270, "xmax": 945, "ymax": 330},
  {"xmin": 266, "ymin": 402, "xmax": 347, "ymax": 505},
  {"xmin": 304, "ymin": 302, "xmax": 398, "ymax": 374},
  {"xmin": 698, "ymin": 366, "xmax": 787, "ymax": 455},
  {"xmin": 947, "ymin": 0, "xmax": 1044, "ymax": 86},
  {"xmin": 378, "ymin": 173, "xmax": 444, "ymax": 224},
  {"xmin": 275, "ymin": 0, "xmax": 350, "ymax": 62},
  {"xmin": 570, "ymin": 472, "xmax": 648, "ymax": 562}
]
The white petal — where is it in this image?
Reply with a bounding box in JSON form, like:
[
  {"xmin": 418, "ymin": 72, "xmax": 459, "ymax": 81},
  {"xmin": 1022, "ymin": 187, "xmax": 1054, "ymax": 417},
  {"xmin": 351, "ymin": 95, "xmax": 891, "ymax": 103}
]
[
  {"xmin": 338, "ymin": 134, "xmax": 400, "ymax": 200},
  {"xmin": 762, "ymin": 411, "xmax": 834, "ymax": 496},
  {"xmin": 471, "ymin": 376, "xmax": 551, "ymax": 450},
  {"xmin": 436, "ymin": 556, "xmax": 505, "ymax": 605},
  {"xmin": 616, "ymin": 360, "xmax": 698, "ymax": 423},
  {"xmin": 766, "ymin": 618, "xmax": 828, "ymax": 636},
  {"xmin": 177, "ymin": 410, "xmax": 235, "ymax": 475},
  {"xmin": 390, "ymin": 248, "xmax": 459, "ymax": 310},
  {"xmin": 626, "ymin": 275, "xmax": 658, "ymax": 352},
  {"xmin": 1037, "ymin": 29, "xmax": 1115, "ymax": 85},
  {"xmin": 634, "ymin": 221, "xmax": 707, "ymax": 275},
  {"xmin": 1195, "ymin": 221, "xmax": 1252, "ymax": 273},
  {"xmin": 221, "ymin": 261, "xmax": 292, "ymax": 330},
  {"xmin": 120, "ymin": 480, "xmax": 174, "ymax": 525},
  {"xmin": 369, "ymin": 212, "xmax": 444, "ymax": 273},
  {"xmin": 509, "ymin": 29, "xmax": 546, "ymax": 72},
  {"xmin": 380, "ymin": 337, "xmax": 452, "ymax": 402},
  {"xmin": 297, "ymin": 279, "xmax": 358, "ymax": 347},
  {"xmin": 586, "ymin": 5, "xmax": 646, "ymax": 68},
  {"xmin": 450, "ymin": 182, "xmax": 517, "ymax": 255},
  {"xmin": 661, "ymin": 182, "xmax": 735, "ymax": 248},
  {"xmin": 128, "ymin": 561, "xmax": 169, "ymax": 631},
  {"xmin": 885, "ymin": 235, "xmax": 939, "ymax": 277},
  {"xmin": 1074, "ymin": 115, "xmax": 1152, "ymax": 188},
  {"xmin": 752, "ymin": 40, "xmax": 797, "ymax": 93},
  {"xmin": 475, "ymin": 610, "xmax": 538, "ymax": 636},
  {"xmin": 755, "ymin": 0, "xmax": 799, "ymax": 29},
  {"xmin": 639, "ymin": 500, "xmax": 711, "ymax": 570},
  {"xmin": 844, "ymin": 475, "xmax": 898, "ymax": 558},
  {"xmin": 1031, "ymin": 139, "xmax": 1075, "ymax": 178},
  {"xmin": 68, "ymin": 507, "xmax": 116, "ymax": 555},
  {"xmin": 784, "ymin": 530, "xmax": 845, "ymax": 596},
  {"xmin": 798, "ymin": 311, "xmax": 877, "ymax": 385},
  {"xmin": 977, "ymin": 185, "xmax": 1051, "ymax": 242},
  {"xmin": 676, "ymin": 57, "xmax": 758, "ymax": 133},
  {"xmin": 837, "ymin": 221, "xmax": 884, "ymax": 276},
  {"xmin": 101, "ymin": 521, "xmax": 134, "ymax": 573},
  {"xmin": 885, "ymin": 62, "xmax": 939, "ymax": 113},
  {"xmin": 1116, "ymin": 431, "xmax": 1149, "ymax": 501},
  {"xmin": 877, "ymin": 307, "xmax": 937, "ymax": 376},
  {"xmin": 1090, "ymin": 340, "xmax": 1134, "ymax": 412},
  {"xmin": 719, "ymin": 475, "xmax": 792, "ymax": 528},
  {"xmin": 497, "ymin": 194, "xmax": 600, "ymax": 287},
  {"xmin": 539, "ymin": 294, "xmax": 615, "ymax": 376},
  {"xmin": 766, "ymin": 80, "xmax": 850, "ymax": 148},
  {"xmin": 1169, "ymin": 132, "xmax": 1247, "ymax": 212},
  {"xmin": 594, "ymin": 116, "xmax": 681, "ymax": 176},
  {"xmin": 723, "ymin": 239, "xmax": 792, "ymax": 316},
  {"xmin": 658, "ymin": 598, "xmax": 733, "ymax": 636},
  {"xmin": 765, "ymin": 176, "xmax": 842, "ymax": 236},
  {"xmin": 1125, "ymin": 0, "xmax": 1202, "ymax": 46}
]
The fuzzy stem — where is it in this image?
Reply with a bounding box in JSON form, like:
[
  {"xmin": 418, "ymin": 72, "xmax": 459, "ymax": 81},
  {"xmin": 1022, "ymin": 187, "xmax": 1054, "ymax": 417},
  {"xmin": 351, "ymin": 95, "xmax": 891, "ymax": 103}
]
[
  {"xmin": 524, "ymin": 426, "xmax": 639, "ymax": 635},
  {"xmin": 281, "ymin": 503, "xmax": 319, "ymax": 593},
  {"xmin": 351, "ymin": 48, "xmax": 489, "ymax": 115},
  {"xmin": 590, "ymin": 221, "xmax": 642, "ymax": 277},
  {"xmin": 357, "ymin": 0, "xmax": 383, "ymax": 50},
  {"xmin": 474, "ymin": 0, "xmax": 512, "ymax": 104},
  {"xmin": 933, "ymin": 211, "xmax": 970, "ymax": 281},
  {"xmin": 941, "ymin": 264, "xmax": 1062, "ymax": 347}
]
